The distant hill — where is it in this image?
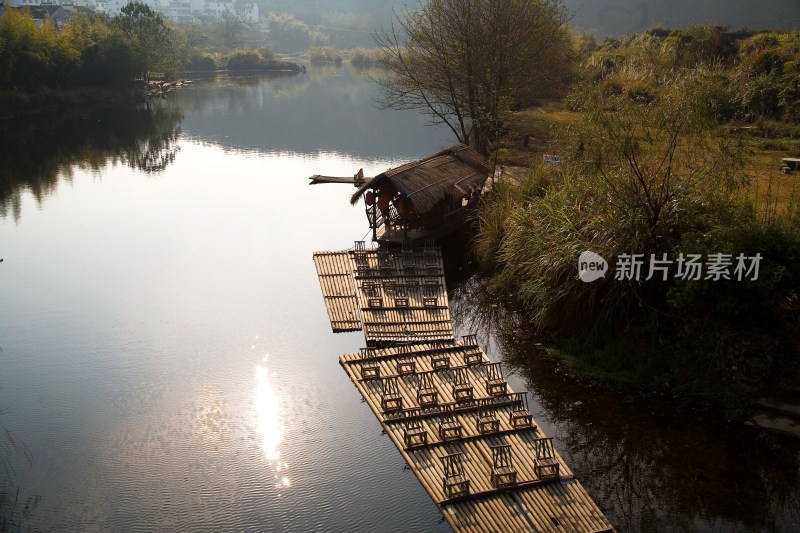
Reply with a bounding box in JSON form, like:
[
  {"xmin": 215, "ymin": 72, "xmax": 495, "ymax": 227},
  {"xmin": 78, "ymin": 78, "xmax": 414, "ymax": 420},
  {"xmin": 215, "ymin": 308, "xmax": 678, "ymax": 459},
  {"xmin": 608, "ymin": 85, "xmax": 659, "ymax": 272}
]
[
  {"xmin": 257, "ymin": 1, "xmax": 800, "ymax": 48},
  {"xmin": 565, "ymin": 0, "xmax": 800, "ymax": 37}
]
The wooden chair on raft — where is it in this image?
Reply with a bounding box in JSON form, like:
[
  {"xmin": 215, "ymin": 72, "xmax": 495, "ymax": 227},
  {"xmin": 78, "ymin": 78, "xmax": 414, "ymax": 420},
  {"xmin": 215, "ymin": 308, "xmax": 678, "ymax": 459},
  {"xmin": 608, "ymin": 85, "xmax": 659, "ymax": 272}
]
[{"xmin": 441, "ymin": 453, "xmax": 470, "ymax": 499}]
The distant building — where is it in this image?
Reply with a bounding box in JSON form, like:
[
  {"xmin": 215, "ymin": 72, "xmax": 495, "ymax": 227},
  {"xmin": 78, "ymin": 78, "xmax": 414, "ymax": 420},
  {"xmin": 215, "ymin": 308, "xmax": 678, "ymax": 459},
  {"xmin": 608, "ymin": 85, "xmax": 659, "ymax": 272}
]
[
  {"xmin": 11, "ymin": 4, "xmax": 73, "ymax": 27},
  {"xmin": 199, "ymin": 0, "xmax": 257, "ymax": 23},
  {"xmin": 5, "ymin": 0, "xmax": 258, "ymax": 25},
  {"xmin": 5, "ymin": 0, "xmax": 79, "ymax": 6}
]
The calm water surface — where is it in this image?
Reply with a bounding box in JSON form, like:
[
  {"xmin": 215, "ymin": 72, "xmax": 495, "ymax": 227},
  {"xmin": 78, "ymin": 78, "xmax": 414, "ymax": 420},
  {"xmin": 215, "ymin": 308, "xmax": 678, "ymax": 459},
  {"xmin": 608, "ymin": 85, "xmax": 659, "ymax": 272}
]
[{"xmin": 1, "ymin": 66, "xmax": 799, "ymax": 532}]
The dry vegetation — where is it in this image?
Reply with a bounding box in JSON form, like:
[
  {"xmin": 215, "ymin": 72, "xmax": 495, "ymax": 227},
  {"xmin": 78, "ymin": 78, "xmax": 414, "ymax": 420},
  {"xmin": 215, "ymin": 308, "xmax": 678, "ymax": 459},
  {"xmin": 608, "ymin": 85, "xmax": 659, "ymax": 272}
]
[
  {"xmin": 497, "ymin": 108, "xmax": 800, "ymax": 217},
  {"xmin": 478, "ymin": 26, "xmax": 800, "ymax": 407}
]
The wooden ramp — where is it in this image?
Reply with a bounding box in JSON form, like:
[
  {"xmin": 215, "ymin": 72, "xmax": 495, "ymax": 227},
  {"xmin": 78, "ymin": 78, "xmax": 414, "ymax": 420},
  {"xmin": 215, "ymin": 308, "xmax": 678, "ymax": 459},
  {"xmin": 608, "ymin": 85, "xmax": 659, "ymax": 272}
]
[
  {"xmin": 339, "ymin": 340, "xmax": 614, "ymax": 533},
  {"xmin": 313, "ymin": 242, "xmax": 454, "ymax": 344}
]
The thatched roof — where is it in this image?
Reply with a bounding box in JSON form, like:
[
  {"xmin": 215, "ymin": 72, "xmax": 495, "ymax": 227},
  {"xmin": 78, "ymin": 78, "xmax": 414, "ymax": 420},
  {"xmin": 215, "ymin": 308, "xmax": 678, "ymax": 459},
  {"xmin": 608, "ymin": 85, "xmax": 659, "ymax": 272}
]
[{"xmin": 350, "ymin": 144, "xmax": 491, "ymax": 213}]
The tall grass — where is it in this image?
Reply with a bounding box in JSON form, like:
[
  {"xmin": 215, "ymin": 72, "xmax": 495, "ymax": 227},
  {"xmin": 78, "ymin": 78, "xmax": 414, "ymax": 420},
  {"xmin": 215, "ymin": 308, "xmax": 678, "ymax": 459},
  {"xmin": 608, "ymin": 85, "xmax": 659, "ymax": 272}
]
[
  {"xmin": 349, "ymin": 47, "xmax": 390, "ymax": 68},
  {"xmin": 307, "ymin": 46, "xmax": 343, "ymax": 65},
  {"xmin": 478, "ymin": 67, "xmax": 800, "ymax": 402},
  {"xmin": 476, "ymin": 171, "xmax": 541, "ymax": 263},
  {"xmin": 486, "ymin": 167, "xmax": 646, "ymax": 334}
]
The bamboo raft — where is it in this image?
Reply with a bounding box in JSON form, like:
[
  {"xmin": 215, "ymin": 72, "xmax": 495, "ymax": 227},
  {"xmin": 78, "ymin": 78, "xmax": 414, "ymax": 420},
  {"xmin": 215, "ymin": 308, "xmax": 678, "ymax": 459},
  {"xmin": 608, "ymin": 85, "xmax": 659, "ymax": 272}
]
[
  {"xmin": 313, "ymin": 250, "xmax": 362, "ymax": 332},
  {"xmin": 339, "ymin": 341, "xmax": 613, "ymax": 532},
  {"xmin": 313, "ymin": 241, "xmax": 613, "ymax": 532},
  {"xmin": 313, "ymin": 241, "xmax": 453, "ymax": 344}
]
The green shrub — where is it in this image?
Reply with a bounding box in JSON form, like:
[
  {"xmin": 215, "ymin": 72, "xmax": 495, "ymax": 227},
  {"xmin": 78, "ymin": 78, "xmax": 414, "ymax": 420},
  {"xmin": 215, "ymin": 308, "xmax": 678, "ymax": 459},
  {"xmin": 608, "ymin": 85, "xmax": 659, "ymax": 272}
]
[
  {"xmin": 739, "ymin": 74, "xmax": 782, "ymax": 119},
  {"xmin": 738, "ymin": 32, "xmax": 782, "ymax": 56},
  {"xmin": 184, "ymin": 51, "xmax": 216, "ymax": 72},
  {"xmin": 226, "ymin": 50, "xmax": 262, "ymax": 70},
  {"xmin": 755, "ymin": 118, "xmax": 800, "ymax": 139}
]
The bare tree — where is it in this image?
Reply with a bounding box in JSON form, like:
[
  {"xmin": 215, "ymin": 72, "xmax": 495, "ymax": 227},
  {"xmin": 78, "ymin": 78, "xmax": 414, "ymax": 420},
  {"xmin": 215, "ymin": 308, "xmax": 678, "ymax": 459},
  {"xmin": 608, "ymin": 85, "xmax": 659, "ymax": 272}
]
[
  {"xmin": 219, "ymin": 11, "xmax": 245, "ymax": 51},
  {"xmin": 374, "ymin": 0, "xmax": 573, "ymax": 155}
]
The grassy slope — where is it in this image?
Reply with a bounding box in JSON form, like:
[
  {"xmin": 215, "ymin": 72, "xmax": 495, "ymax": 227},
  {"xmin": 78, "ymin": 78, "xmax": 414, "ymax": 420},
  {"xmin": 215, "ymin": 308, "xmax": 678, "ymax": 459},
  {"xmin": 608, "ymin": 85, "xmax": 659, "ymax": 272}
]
[{"xmin": 497, "ymin": 103, "xmax": 800, "ymax": 217}]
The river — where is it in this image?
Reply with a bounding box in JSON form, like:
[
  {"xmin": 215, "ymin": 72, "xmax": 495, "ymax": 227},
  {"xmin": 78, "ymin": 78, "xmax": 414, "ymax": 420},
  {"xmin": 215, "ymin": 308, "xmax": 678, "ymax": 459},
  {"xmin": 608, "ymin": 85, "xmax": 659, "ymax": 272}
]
[{"xmin": 1, "ymin": 66, "xmax": 798, "ymax": 532}]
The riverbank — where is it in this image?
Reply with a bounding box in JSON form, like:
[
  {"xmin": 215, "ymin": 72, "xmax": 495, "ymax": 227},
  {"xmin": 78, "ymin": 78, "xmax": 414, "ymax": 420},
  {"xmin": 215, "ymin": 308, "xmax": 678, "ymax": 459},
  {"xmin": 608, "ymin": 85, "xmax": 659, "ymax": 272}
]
[
  {"xmin": 472, "ymin": 270, "xmax": 800, "ymax": 439},
  {"xmin": 477, "ymin": 94, "xmax": 800, "ymax": 428},
  {"xmin": 0, "ymin": 62, "xmax": 305, "ymax": 121},
  {"xmin": 0, "ymin": 86, "xmax": 142, "ymax": 121}
]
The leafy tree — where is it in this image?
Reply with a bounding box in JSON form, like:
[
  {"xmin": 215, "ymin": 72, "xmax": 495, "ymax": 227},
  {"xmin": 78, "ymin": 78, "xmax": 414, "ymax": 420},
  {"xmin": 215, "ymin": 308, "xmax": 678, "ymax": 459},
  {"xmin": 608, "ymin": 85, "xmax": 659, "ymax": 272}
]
[
  {"xmin": 60, "ymin": 12, "xmax": 138, "ymax": 87},
  {"xmin": 0, "ymin": 8, "xmax": 60, "ymax": 89},
  {"xmin": 80, "ymin": 30, "xmax": 138, "ymax": 86},
  {"xmin": 267, "ymin": 12, "xmax": 328, "ymax": 52},
  {"xmin": 374, "ymin": 0, "xmax": 573, "ymax": 155},
  {"xmin": 183, "ymin": 21, "xmax": 214, "ymax": 51},
  {"xmin": 114, "ymin": 2, "xmax": 178, "ymax": 81}
]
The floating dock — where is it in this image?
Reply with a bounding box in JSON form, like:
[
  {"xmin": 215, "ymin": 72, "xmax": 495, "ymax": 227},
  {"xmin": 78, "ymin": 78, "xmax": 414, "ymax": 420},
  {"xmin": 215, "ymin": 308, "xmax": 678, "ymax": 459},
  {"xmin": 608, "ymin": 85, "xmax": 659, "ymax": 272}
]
[{"xmin": 314, "ymin": 242, "xmax": 613, "ymax": 532}]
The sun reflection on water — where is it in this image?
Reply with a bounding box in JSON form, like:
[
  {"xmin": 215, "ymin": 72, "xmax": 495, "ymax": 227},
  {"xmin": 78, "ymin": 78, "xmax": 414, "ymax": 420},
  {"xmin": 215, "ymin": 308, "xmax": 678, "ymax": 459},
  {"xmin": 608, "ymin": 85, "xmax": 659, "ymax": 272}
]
[{"xmin": 255, "ymin": 355, "xmax": 289, "ymax": 490}]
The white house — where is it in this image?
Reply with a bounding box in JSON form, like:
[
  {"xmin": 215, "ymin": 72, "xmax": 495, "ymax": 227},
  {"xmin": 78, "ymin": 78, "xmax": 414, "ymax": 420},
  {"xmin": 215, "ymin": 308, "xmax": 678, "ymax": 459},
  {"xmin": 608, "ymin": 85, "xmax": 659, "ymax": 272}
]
[{"xmin": 5, "ymin": 0, "xmax": 260, "ymax": 25}]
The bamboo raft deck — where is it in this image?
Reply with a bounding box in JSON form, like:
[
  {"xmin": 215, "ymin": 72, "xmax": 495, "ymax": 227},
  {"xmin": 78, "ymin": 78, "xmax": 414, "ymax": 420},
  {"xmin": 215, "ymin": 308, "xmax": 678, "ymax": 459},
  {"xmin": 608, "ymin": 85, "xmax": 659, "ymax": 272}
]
[
  {"xmin": 339, "ymin": 341, "xmax": 613, "ymax": 532},
  {"xmin": 313, "ymin": 242, "xmax": 454, "ymax": 344},
  {"xmin": 313, "ymin": 251, "xmax": 362, "ymax": 332}
]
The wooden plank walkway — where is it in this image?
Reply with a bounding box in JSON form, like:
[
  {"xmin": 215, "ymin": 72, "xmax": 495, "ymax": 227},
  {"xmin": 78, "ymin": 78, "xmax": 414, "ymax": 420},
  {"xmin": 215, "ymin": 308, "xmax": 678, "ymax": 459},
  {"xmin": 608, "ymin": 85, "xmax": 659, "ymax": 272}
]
[
  {"xmin": 339, "ymin": 340, "xmax": 614, "ymax": 533},
  {"xmin": 313, "ymin": 242, "xmax": 454, "ymax": 344}
]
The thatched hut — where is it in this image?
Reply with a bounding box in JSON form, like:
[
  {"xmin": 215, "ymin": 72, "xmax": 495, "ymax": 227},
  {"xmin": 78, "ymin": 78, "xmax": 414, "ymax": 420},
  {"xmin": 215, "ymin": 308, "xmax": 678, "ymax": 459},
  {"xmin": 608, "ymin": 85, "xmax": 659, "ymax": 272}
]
[{"xmin": 350, "ymin": 144, "xmax": 491, "ymax": 243}]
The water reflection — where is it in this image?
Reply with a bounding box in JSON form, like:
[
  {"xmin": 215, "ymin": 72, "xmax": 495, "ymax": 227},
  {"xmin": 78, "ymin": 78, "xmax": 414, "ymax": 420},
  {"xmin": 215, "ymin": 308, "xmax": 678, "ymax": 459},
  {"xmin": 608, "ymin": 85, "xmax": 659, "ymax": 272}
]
[
  {"xmin": 255, "ymin": 355, "xmax": 290, "ymax": 489},
  {"xmin": 0, "ymin": 67, "xmax": 452, "ymax": 223},
  {"xmin": 0, "ymin": 403, "xmax": 39, "ymax": 530},
  {"xmin": 229, "ymin": 71, "xmax": 301, "ymax": 88},
  {"xmin": 174, "ymin": 67, "xmax": 452, "ymax": 159},
  {"xmin": 0, "ymin": 72, "xmax": 457, "ymax": 532},
  {"xmin": 451, "ymin": 273, "xmax": 800, "ymax": 532},
  {"xmin": 0, "ymin": 102, "xmax": 183, "ymax": 221}
]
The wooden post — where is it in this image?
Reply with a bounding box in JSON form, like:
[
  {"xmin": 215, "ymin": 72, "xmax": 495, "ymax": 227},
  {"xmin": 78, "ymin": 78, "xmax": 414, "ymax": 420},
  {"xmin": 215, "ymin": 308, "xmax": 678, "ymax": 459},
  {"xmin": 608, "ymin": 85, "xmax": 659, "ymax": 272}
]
[{"xmin": 371, "ymin": 190, "xmax": 377, "ymax": 241}]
